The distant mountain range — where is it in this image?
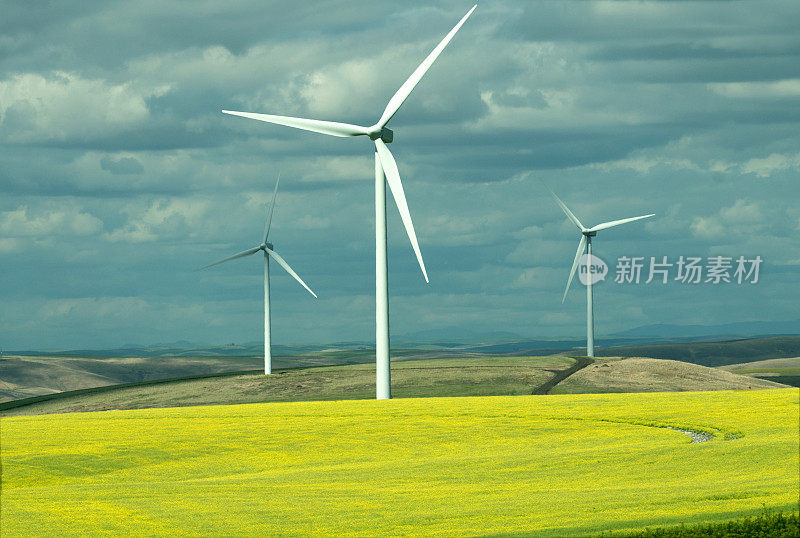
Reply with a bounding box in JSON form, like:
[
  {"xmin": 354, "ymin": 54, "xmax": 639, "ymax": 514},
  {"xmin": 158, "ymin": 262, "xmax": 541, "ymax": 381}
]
[
  {"xmin": 610, "ymin": 320, "xmax": 800, "ymax": 339},
  {"xmin": 398, "ymin": 320, "xmax": 799, "ymax": 345},
  {"xmin": 6, "ymin": 321, "xmax": 797, "ymax": 356}
]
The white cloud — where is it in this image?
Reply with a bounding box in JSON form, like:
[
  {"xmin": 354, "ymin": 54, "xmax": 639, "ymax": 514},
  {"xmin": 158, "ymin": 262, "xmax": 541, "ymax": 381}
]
[
  {"xmin": 421, "ymin": 212, "xmax": 507, "ymax": 247},
  {"xmin": 104, "ymin": 198, "xmax": 210, "ymax": 243},
  {"xmin": 593, "ymin": 156, "xmax": 700, "ymax": 174},
  {"xmin": 594, "ymin": 149, "xmax": 800, "ymax": 180},
  {"xmin": 300, "ymin": 57, "xmax": 386, "ymax": 118},
  {"xmin": 39, "ymin": 297, "xmax": 149, "ymax": 320},
  {"xmin": 468, "ymin": 89, "xmax": 645, "ymax": 132},
  {"xmin": 690, "ymin": 199, "xmax": 763, "ymax": 239},
  {"xmin": 0, "ymin": 238, "xmax": 20, "ymax": 253},
  {"xmin": 740, "ymin": 152, "xmax": 800, "ymax": 178},
  {"xmin": 512, "ymin": 266, "xmax": 564, "ymax": 290},
  {"xmin": 0, "ymin": 204, "xmax": 103, "ymax": 237},
  {"xmin": 0, "ymin": 72, "xmax": 160, "ymax": 144},
  {"xmin": 689, "ymin": 215, "xmax": 724, "ymax": 239},
  {"xmin": 708, "ymin": 78, "xmax": 800, "ymax": 98},
  {"xmin": 719, "ymin": 199, "xmax": 762, "ymax": 223}
]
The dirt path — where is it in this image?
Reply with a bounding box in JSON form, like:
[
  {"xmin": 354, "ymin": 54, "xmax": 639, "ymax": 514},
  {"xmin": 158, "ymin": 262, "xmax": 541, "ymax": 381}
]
[
  {"xmin": 532, "ymin": 356, "xmax": 594, "ymax": 395},
  {"xmin": 668, "ymin": 427, "xmax": 714, "ymax": 443}
]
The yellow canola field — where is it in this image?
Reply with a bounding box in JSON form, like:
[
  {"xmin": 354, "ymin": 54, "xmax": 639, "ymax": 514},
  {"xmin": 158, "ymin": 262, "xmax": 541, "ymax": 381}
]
[{"xmin": 1, "ymin": 389, "xmax": 798, "ymax": 537}]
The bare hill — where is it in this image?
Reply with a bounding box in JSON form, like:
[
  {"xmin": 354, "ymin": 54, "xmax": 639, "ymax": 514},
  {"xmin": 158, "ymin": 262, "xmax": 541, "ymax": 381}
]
[
  {"xmin": 0, "ymin": 349, "xmax": 484, "ymax": 403},
  {"xmin": 4, "ymin": 336, "xmax": 799, "ymax": 403},
  {"xmin": 551, "ymin": 358, "xmax": 790, "ymax": 394},
  {"xmin": 0, "ymin": 355, "xmax": 264, "ymax": 402},
  {"xmin": 0, "ymin": 356, "xmax": 572, "ymax": 416}
]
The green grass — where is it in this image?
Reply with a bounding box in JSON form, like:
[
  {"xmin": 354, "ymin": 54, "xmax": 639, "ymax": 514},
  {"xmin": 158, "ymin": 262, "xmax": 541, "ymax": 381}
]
[
  {"xmin": 1, "ymin": 356, "xmax": 571, "ymax": 416},
  {"xmin": 2, "ymin": 389, "xmax": 797, "ymax": 536},
  {"xmin": 735, "ymin": 367, "xmax": 800, "ymax": 375},
  {"xmin": 607, "ymin": 511, "xmax": 799, "ymax": 537}
]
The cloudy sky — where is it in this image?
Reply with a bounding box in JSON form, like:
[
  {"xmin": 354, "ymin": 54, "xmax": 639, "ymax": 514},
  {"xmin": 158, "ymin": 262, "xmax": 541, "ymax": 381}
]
[{"xmin": 1, "ymin": 1, "xmax": 798, "ymax": 350}]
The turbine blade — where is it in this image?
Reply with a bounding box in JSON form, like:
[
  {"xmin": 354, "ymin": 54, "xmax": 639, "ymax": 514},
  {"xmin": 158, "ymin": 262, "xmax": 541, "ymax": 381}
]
[
  {"xmin": 376, "ymin": 4, "xmax": 477, "ymax": 128},
  {"xmin": 266, "ymin": 248, "xmax": 318, "ymax": 298},
  {"xmin": 263, "ymin": 173, "xmax": 280, "ymax": 243},
  {"xmin": 374, "ymin": 139, "xmax": 429, "ymax": 283},
  {"xmin": 198, "ymin": 246, "xmax": 261, "ymax": 271},
  {"xmin": 562, "ymin": 235, "xmax": 587, "ymax": 304},
  {"xmin": 543, "ymin": 182, "xmax": 585, "ymax": 231},
  {"xmin": 588, "ymin": 214, "xmax": 655, "ymax": 233},
  {"xmin": 222, "ymin": 110, "xmax": 369, "ymax": 138}
]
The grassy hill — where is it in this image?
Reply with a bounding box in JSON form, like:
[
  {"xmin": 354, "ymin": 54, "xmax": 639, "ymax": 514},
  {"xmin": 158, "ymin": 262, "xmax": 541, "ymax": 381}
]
[
  {"xmin": 720, "ymin": 357, "xmax": 800, "ymax": 389},
  {"xmin": 4, "ymin": 335, "xmax": 799, "ymax": 404},
  {"xmin": 3, "ymin": 355, "xmax": 789, "ymax": 417},
  {"xmin": 2, "ymin": 389, "xmax": 797, "ymax": 536},
  {"xmin": 0, "ymin": 354, "xmax": 263, "ymax": 401},
  {"xmin": 551, "ymin": 358, "xmax": 788, "ymax": 394},
  {"xmin": 0, "ymin": 355, "xmax": 572, "ymax": 416},
  {"xmin": 0, "ymin": 348, "xmax": 469, "ymax": 402}
]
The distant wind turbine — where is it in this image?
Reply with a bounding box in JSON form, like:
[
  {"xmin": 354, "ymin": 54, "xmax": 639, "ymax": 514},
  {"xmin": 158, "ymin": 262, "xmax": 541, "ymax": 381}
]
[
  {"xmin": 221, "ymin": 5, "xmax": 477, "ymax": 399},
  {"xmin": 546, "ymin": 184, "xmax": 654, "ymax": 357},
  {"xmin": 199, "ymin": 176, "xmax": 317, "ymax": 375}
]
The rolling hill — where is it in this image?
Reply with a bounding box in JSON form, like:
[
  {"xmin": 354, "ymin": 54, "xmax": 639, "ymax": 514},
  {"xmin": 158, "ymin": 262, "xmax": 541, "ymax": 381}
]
[
  {"xmin": 2, "ymin": 356, "xmax": 790, "ymax": 417},
  {"xmin": 0, "ymin": 348, "xmax": 464, "ymax": 402},
  {"xmin": 551, "ymin": 358, "xmax": 788, "ymax": 394},
  {"xmin": 3, "ymin": 335, "xmax": 799, "ymax": 404},
  {"xmin": 0, "ymin": 355, "xmax": 571, "ymax": 416},
  {"xmin": 720, "ymin": 357, "xmax": 800, "ymax": 388}
]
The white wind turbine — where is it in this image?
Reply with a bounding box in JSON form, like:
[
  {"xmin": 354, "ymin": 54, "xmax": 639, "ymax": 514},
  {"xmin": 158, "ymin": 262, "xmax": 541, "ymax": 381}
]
[
  {"xmin": 199, "ymin": 176, "xmax": 317, "ymax": 375},
  {"xmin": 546, "ymin": 185, "xmax": 654, "ymax": 357},
  {"xmin": 221, "ymin": 5, "xmax": 477, "ymax": 399}
]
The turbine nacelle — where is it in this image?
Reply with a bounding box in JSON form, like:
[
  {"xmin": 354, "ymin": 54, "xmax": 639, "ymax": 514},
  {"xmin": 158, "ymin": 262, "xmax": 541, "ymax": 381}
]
[
  {"xmin": 260, "ymin": 242, "xmax": 274, "ymax": 251},
  {"xmin": 582, "ymin": 231, "xmax": 597, "ymax": 237},
  {"xmin": 368, "ymin": 125, "xmax": 394, "ymax": 143}
]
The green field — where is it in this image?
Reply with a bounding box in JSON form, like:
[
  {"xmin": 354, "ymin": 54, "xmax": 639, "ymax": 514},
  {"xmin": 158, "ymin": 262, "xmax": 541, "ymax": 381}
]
[{"xmin": 2, "ymin": 389, "xmax": 797, "ymax": 536}]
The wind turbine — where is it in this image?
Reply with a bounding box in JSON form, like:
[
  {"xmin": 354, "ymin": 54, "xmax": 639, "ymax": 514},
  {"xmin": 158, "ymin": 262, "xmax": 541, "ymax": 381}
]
[
  {"xmin": 221, "ymin": 5, "xmax": 477, "ymax": 399},
  {"xmin": 546, "ymin": 184, "xmax": 654, "ymax": 357},
  {"xmin": 199, "ymin": 176, "xmax": 317, "ymax": 375}
]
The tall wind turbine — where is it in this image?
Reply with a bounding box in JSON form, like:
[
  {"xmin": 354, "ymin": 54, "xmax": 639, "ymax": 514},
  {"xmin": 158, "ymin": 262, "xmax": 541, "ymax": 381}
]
[
  {"xmin": 199, "ymin": 176, "xmax": 317, "ymax": 375},
  {"xmin": 221, "ymin": 5, "xmax": 477, "ymax": 399},
  {"xmin": 546, "ymin": 185, "xmax": 654, "ymax": 357}
]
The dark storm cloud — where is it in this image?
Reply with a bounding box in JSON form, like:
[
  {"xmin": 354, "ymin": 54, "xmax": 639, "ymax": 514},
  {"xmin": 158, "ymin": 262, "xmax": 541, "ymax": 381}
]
[
  {"xmin": 1, "ymin": 1, "xmax": 798, "ymax": 349},
  {"xmin": 506, "ymin": 1, "xmax": 800, "ymax": 43},
  {"xmin": 0, "ymin": 1, "xmax": 391, "ymax": 72}
]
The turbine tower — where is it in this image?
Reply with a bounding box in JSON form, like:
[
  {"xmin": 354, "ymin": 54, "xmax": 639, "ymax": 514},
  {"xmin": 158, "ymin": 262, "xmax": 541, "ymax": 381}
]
[
  {"xmin": 546, "ymin": 184, "xmax": 654, "ymax": 357},
  {"xmin": 221, "ymin": 5, "xmax": 477, "ymax": 399},
  {"xmin": 199, "ymin": 176, "xmax": 317, "ymax": 375}
]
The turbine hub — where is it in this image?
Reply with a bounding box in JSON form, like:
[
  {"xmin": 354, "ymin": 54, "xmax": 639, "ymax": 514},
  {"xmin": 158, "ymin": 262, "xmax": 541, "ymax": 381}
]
[{"xmin": 368, "ymin": 126, "xmax": 393, "ymax": 143}]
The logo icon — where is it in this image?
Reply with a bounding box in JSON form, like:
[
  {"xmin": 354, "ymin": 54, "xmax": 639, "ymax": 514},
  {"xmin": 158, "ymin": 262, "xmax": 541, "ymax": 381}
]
[{"xmin": 578, "ymin": 254, "xmax": 607, "ymax": 286}]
